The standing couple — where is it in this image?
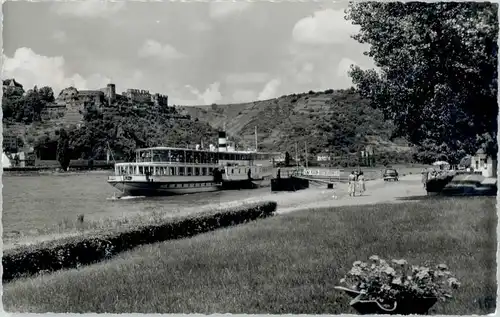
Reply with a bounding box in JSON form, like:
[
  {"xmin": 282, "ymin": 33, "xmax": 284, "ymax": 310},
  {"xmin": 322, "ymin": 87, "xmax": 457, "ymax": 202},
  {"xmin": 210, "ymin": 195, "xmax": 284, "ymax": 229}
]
[{"xmin": 348, "ymin": 171, "xmax": 365, "ymax": 197}]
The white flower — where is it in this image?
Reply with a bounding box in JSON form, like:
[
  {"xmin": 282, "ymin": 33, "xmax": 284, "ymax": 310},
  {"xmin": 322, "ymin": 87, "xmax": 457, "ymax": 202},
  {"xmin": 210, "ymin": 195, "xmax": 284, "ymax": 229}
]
[
  {"xmin": 392, "ymin": 259, "xmax": 408, "ymax": 266},
  {"xmin": 416, "ymin": 270, "xmax": 429, "ymax": 279},
  {"xmin": 381, "ymin": 284, "xmax": 392, "ymax": 291},
  {"xmin": 349, "ymin": 267, "xmax": 363, "ymax": 276},
  {"xmin": 369, "ymin": 255, "xmax": 380, "ymax": 261},
  {"xmin": 384, "ymin": 267, "xmax": 396, "ymax": 275},
  {"xmin": 391, "ymin": 277, "xmax": 402, "ymax": 285},
  {"xmin": 353, "ymin": 261, "xmax": 362, "ymax": 266},
  {"xmin": 448, "ymin": 277, "xmax": 460, "ymax": 288},
  {"xmin": 437, "ymin": 263, "xmax": 449, "ymax": 270}
]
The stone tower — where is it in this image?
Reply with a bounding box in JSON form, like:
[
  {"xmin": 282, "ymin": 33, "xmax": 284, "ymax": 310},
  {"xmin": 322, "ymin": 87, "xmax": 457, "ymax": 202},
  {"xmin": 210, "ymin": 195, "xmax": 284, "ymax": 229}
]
[{"xmin": 107, "ymin": 83, "xmax": 116, "ymax": 105}]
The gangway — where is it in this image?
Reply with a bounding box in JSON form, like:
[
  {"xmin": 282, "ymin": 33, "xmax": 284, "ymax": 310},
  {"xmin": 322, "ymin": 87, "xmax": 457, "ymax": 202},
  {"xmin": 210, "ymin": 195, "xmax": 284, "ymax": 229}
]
[{"xmin": 277, "ymin": 167, "xmax": 344, "ymax": 188}]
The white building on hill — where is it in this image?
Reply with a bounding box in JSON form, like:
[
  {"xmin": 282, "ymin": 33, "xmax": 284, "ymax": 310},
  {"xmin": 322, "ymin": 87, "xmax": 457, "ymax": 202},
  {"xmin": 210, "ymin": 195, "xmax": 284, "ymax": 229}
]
[
  {"xmin": 471, "ymin": 149, "xmax": 497, "ymax": 178},
  {"xmin": 2, "ymin": 152, "xmax": 12, "ymax": 168}
]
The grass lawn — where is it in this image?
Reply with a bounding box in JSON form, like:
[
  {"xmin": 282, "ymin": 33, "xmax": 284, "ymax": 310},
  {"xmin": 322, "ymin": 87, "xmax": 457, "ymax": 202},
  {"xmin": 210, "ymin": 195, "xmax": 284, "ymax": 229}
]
[{"xmin": 4, "ymin": 196, "xmax": 496, "ymax": 314}]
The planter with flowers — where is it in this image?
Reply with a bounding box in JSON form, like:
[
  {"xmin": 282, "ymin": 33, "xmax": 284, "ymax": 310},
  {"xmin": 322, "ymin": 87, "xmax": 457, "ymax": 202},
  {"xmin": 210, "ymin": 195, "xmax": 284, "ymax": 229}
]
[{"xmin": 335, "ymin": 255, "xmax": 461, "ymax": 315}]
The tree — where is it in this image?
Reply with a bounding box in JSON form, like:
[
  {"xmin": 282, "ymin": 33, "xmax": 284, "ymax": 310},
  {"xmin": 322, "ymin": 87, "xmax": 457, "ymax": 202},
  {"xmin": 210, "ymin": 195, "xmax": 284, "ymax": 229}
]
[
  {"xmin": 57, "ymin": 128, "xmax": 72, "ymax": 171},
  {"xmin": 2, "ymin": 82, "xmax": 25, "ymax": 120},
  {"xmin": 346, "ymin": 2, "xmax": 498, "ymax": 163},
  {"xmin": 38, "ymin": 86, "xmax": 56, "ymax": 104},
  {"xmin": 19, "ymin": 87, "xmax": 46, "ymax": 123}
]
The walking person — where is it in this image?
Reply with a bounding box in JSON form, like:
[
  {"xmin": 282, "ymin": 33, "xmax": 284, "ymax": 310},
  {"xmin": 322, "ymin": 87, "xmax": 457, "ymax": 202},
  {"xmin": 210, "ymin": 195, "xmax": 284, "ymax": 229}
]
[
  {"xmin": 421, "ymin": 168, "xmax": 429, "ymax": 189},
  {"xmin": 357, "ymin": 171, "xmax": 366, "ymax": 196},
  {"xmin": 348, "ymin": 171, "xmax": 356, "ymax": 197}
]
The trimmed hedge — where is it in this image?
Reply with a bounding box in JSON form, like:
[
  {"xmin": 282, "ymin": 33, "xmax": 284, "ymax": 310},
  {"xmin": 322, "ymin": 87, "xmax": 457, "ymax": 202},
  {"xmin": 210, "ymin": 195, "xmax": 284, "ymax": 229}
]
[
  {"xmin": 3, "ymin": 201, "xmax": 277, "ymax": 283},
  {"xmin": 426, "ymin": 175, "xmax": 455, "ymax": 193}
]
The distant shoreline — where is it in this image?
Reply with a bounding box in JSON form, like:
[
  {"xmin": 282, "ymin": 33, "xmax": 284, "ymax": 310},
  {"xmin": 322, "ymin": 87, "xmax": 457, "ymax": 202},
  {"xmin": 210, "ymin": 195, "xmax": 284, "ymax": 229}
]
[{"xmin": 3, "ymin": 169, "xmax": 112, "ymax": 176}]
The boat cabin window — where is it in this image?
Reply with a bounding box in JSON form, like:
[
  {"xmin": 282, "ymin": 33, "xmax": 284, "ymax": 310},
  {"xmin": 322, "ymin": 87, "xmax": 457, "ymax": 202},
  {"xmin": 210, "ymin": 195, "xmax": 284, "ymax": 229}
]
[
  {"xmin": 187, "ymin": 167, "xmax": 193, "ymax": 176},
  {"xmin": 195, "ymin": 167, "xmax": 200, "ymax": 176},
  {"xmin": 202, "ymin": 167, "xmax": 207, "ymax": 176},
  {"xmin": 186, "ymin": 151, "xmax": 193, "ymax": 164},
  {"xmin": 170, "ymin": 167, "xmax": 176, "ymax": 176},
  {"xmin": 158, "ymin": 167, "xmax": 166, "ymax": 176},
  {"xmin": 179, "ymin": 167, "xmax": 185, "ymax": 176},
  {"xmin": 208, "ymin": 167, "xmax": 214, "ymax": 174}
]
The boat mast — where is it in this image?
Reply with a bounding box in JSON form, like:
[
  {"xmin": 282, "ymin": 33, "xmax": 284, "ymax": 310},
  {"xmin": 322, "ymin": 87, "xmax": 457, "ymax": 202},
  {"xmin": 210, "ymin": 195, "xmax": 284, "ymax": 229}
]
[{"xmin": 106, "ymin": 141, "xmax": 116, "ymax": 164}]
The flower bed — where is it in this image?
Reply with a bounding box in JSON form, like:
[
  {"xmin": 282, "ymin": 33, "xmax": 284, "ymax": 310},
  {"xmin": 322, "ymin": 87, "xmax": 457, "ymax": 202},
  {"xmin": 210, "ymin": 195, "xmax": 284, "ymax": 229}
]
[{"xmin": 3, "ymin": 201, "xmax": 277, "ymax": 283}]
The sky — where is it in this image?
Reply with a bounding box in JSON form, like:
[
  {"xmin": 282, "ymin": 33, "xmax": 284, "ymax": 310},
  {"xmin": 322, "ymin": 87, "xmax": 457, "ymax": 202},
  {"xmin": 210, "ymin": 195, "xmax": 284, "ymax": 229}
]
[{"xmin": 2, "ymin": 0, "xmax": 375, "ymax": 106}]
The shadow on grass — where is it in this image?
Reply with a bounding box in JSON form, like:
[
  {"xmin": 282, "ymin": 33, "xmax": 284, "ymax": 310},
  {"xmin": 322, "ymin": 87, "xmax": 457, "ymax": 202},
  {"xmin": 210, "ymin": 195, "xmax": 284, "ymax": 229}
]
[{"xmin": 3, "ymin": 201, "xmax": 277, "ymax": 284}]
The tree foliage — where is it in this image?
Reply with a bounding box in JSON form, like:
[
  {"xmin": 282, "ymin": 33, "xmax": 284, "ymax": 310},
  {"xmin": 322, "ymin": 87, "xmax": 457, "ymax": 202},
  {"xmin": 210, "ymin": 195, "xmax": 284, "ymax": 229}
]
[
  {"xmin": 2, "ymin": 85, "xmax": 56, "ymax": 124},
  {"xmin": 69, "ymin": 102, "xmax": 218, "ymax": 161},
  {"xmin": 56, "ymin": 128, "xmax": 71, "ymax": 171},
  {"xmin": 347, "ymin": 2, "xmax": 498, "ymax": 163},
  {"xmin": 2, "ymin": 80, "xmax": 219, "ymax": 162}
]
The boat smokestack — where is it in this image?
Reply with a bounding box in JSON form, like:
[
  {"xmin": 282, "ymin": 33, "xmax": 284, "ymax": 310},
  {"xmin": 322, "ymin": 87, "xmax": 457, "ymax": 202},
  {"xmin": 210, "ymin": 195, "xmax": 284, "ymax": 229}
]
[{"xmin": 218, "ymin": 131, "xmax": 227, "ymax": 152}]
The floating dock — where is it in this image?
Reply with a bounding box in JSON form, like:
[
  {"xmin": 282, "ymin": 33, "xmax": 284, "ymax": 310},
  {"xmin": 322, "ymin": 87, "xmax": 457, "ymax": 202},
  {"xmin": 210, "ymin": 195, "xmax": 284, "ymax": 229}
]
[{"xmin": 271, "ymin": 177, "xmax": 309, "ymax": 192}]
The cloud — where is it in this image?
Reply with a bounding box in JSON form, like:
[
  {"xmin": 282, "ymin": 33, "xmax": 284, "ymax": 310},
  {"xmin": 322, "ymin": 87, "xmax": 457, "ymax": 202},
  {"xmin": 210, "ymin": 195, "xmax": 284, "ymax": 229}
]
[
  {"xmin": 337, "ymin": 57, "xmax": 356, "ymax": 79},
  {"xmin": 225, "ymin": 72, "xmax": 269, "ymax": 85},
  {"xmin": 292, "ymin": 9, "xmax": 359, "ymax": 45},
  {"xmin": 2, "ymin": 47, "xmax": 110, "ymax": 95},
  {"xmin": 209, "ymin": 1, "xmax": 252, "ymax": 19},
  {"xmin": 186, "ymin": 82, "xmax": 223, "ymax": 105},
  {"xmin": 294, "ymin": 62, "xmax": 315, "ymax": 85},
  {"xmin": 191, "ymin": 21, "xmax": 213, "ymax": 32},
  {"xmin": 258, "ymin": 78, "xmax": 281, "ymax": 101},
  {"xmin": 232, "ymin": 89, "xmax": 257, "ymax": 103},
  {"xmin": 52, "ymin": 0, "xmax": 125, "ymax": 18},
  {"xmin": 138, "ymin": 39, "xmax": 185, "ymax": 60},
  {"xmin": 52, "ymin": 30, "xmax": 67, "ymax": 43}
]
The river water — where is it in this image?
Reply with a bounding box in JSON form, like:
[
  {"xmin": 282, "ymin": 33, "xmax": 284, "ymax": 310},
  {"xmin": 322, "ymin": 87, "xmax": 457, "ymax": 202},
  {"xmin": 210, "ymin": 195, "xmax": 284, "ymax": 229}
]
[
  {"xmin": 3, "ymin": 166, "xmax": 413, "ymax": 242},
  {"xmin": 2, "ymin": 172, "xmax": 272, "ymax": 238}
]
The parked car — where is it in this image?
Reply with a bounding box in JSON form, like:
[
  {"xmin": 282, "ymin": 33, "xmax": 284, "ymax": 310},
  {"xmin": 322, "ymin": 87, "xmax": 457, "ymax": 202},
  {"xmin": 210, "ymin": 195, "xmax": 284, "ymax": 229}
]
[{"xmin": 383, "ymin": 168, "xmax": 399, "ymax": 181}]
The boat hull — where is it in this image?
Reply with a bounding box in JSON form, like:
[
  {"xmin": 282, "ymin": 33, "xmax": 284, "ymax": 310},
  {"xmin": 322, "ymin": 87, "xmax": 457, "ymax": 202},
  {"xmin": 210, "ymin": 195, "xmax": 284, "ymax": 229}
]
[
  {"xmin": 108, "ymin": 179, "xmax": 222, "ymax": 196},
  {"xmin": 108, "ymin": 178, "xmax": 271, "ymax": 197}
]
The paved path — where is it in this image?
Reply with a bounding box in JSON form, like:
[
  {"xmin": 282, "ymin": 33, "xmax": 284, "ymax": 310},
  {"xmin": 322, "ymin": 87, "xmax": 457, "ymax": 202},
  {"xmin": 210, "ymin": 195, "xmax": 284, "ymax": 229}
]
[{"xmin": 272, "ymin": 174, "xmax": 426, "ymax": 214}]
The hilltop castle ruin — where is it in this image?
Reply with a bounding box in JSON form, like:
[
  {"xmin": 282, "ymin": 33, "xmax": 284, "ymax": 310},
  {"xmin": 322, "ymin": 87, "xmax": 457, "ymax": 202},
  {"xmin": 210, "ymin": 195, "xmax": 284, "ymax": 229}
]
[{"xmin": 43, "ymin": 83, "xmax": 169, "ymax": 124}]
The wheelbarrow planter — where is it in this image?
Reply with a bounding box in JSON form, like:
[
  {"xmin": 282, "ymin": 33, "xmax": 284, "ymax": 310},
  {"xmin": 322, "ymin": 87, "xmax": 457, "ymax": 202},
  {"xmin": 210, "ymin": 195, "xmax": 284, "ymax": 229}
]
[{"xmin": 334, "ymin": 286, "xmax": 438, "ymax": 315}]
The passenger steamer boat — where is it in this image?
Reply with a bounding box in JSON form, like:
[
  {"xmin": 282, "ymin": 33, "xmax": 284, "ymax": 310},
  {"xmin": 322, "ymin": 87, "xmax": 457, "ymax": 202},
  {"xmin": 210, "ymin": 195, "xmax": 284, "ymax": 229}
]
[{"xmin": 107, "ymin": 132, "xmax": 281, "ymax": 196}]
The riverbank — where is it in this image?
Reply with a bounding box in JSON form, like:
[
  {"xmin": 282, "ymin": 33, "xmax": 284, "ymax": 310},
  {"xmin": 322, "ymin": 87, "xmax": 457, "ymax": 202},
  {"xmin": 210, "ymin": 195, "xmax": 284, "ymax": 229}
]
[
  {"xmin": 4, "ymin": 190, "xmax": 495, "ymax": 314},
  {"xmin": 4, "ymin": 173, "xmax": 402, "ymax": 248},
  {"xmin": 3, "ymin": 173, "xmax": 422, "ymax": 249},
  {"xmin": 3, "ymin": 169, "xmax": 113, "ymax": 176}
]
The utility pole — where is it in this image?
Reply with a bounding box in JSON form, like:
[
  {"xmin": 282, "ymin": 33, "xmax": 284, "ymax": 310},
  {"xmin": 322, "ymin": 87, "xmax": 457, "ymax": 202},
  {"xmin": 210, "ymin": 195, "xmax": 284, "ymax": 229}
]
[
  {"xmin": 295, "ymin": 141, "xmax": 298, "ymax": 168},
  {"xmin": 255, "ymin": 126, "xmax": 258, "ymax": 152},
  {"xmin": 305, "ymin": 141, "xmax": 308, "ymax": 168}
]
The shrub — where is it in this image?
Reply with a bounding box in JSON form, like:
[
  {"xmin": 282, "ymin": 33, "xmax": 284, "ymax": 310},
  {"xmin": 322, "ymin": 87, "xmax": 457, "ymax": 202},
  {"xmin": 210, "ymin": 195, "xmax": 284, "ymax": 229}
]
[{"xmin": 3, "ymin": 201, "xmax": 277, "ymax": 283}]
